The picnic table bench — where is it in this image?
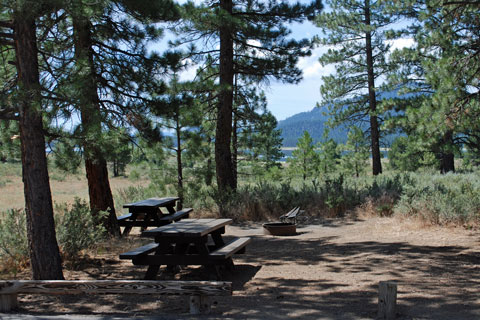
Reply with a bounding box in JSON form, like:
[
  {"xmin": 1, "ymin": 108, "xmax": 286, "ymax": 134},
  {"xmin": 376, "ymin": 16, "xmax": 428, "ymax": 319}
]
[
  {"xmin": 118, "ymin": 197, "xmax": 191, "ymax": 235},
  {"xmin": 0, "ymin": 280, "xmax": 231, "ymax": 314},
  {"xmin": 120, "ymin": 218, "xmax": 251, "ymax": 280}
]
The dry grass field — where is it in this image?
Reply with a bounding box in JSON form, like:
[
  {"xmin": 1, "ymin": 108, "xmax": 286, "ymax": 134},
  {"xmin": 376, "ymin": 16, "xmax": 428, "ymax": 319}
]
[{"xmin": 0, "ymin": 163, "xmax": 149, "ymax": 212}]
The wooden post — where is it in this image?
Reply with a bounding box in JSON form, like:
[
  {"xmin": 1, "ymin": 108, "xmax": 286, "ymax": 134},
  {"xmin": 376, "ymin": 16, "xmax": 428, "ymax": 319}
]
[
  {"xmin": 378, "ymin": 281, "xmax": 397, "ymax": 320},
  {"xmin": 189, "ymin": 295, "xmax": 211, "ymax": 314},
  {"xmin": 0, "ymin": 294, "xmax": 18, "ymax": 312}
]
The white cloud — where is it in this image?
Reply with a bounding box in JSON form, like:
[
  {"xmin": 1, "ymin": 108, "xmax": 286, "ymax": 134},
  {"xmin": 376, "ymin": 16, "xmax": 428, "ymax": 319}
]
[
  {"xmin": 387, "ymin": 38, "xmax": 415, "ymax": 51},
  {"xmin": 179, "ymin": 65, "xmax": 197, "ymax": 82},
  {"xmin": 297, "ymin": 46, "xmax": 332, "ymax": 80}
]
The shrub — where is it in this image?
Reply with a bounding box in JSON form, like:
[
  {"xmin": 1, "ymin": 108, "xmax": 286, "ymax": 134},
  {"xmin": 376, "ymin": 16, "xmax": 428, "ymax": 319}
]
[
  {"xmin": 394, "ymin": 173, "xmax": 480, "ymax": 225},
  {"xmin": 55, "ymin": 198, "xmax": 106, "ymax": 259},
  {"xmin": 128, "ymin": 169, "xmax": 140, "ymax": 181},
  {"xmin": 0, "ymin": 209, "xmax": 28, "ymax": 275},
  {"xmin": 114, "ymin": 185, "xmax": 160, "ymax": 210}
]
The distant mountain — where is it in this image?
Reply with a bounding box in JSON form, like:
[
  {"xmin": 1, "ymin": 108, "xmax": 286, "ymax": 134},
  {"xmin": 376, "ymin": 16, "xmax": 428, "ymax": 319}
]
[
  {"xmin": 277, "ymin": 106, "xmax": 350, "ymax": 147},
  {"xmin": 276, "ymin": 89, "xmax": 412, "ymax": 147}
]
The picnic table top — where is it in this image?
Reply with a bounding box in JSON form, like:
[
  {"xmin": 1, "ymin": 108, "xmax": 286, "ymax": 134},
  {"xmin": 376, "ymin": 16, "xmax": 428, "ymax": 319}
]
[
  {"xmin": 123, "ymin": 197, "xmax": 179, "ymax": 209},
  {"xmin": 142, "ymin": 218, "xmax": 232, "ymax": 238}
]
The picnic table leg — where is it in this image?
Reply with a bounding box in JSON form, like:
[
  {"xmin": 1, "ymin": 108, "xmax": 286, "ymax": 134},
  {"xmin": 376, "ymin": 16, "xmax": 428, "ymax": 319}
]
[
  {"xmin": 122, "ymin": 212, "xmax": 137, "ymax": 236},
  {"xmin": 194, "ymin": 242, "xmax": 221, "ymax": 280},
  {"xmin": 141, "ymin": 209, "xmax": 160, "ymax": 231},
  {"xmin": 224, "ymin": 257, "xmax": 235, "ymax": 271},
  {"xmin": 166, "ymin": 205, "xmax": 176, "ymax": 214},
  {"xmin": 122, "ymin": 226, "xmax": 132, "ymax": 236},
  {"xmin": 165, "ymin": 242, "xmax": 189, "ymax": 273},
  {"xmin": 144, "ymin": 241, "xmax": 172, "ymax": 280},
  {"xmin": 211, "ymin": 230, "xmax": 225, "ymax": 249}
]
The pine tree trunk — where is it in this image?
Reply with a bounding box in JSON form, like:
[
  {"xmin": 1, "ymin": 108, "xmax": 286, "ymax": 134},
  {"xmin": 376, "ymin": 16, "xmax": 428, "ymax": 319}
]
[
  {"xmin": 72, "ymin": 13, "xmax": 119, "ymax": 237},
  {"xmin": 231, "ymin": 74, "xmax": 238, "ymax": 187},
  {"xmin": 175, "ymin": 114, "xmax": 184, "ymax": 210},
  {"xmin": 205, "ymin": 137, "xmax": 214, "ymax": 186},
  {"xmin": 113, "ymin": 160, "xmax": 119, "ymax": 177},
  {"xmin": 439, "ymin": 130, "xmax": 455, "ymax": 174},
  {"xmin": 365, "ymin": 0, "xmax": 382, "ymax": 176},
  {"xmin": 303, "ymin": 150, "xmax": 307, "ymax": 180},
  {"xmin": 216, "ymin": 0, "xmax": 236, "ymax": 194},
  {"xmin": 232, "ymin": 109, "xmax": 238, "ymax": 188},
  {"xmin": 14, "ymin": 15, "xmax": 64, "ymax": 280}
]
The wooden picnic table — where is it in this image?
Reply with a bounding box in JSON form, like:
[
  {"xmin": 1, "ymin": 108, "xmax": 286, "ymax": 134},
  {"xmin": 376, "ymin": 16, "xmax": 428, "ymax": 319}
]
[
  {"xmin": 117, "ymin": 197, "xmax": 191, "ymax": 236},
  {"xmin": 120, "ymin": 218, "xmax": 251, "ymax": 279}
]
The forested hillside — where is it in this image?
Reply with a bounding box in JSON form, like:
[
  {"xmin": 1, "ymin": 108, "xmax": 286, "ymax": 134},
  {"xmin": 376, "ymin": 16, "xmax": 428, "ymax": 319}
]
[
  {"xmin": 277, "ymin": 104, "xmax": 399, "ymax": 147},
  {"xmin": 277, "ymin": 106, "xmax": 347, "ymax": 146}
]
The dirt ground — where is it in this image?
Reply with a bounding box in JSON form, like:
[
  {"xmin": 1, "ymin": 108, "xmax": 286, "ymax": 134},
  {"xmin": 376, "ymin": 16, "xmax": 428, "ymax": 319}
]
[{"xmin": 8, "ymin": 215, "xmax": 480, "ymax": 319}]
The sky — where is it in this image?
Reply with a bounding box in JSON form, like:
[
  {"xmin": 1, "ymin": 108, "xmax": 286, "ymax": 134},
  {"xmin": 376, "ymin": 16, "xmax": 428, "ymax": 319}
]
[
  {"xmin": 161, "ymin": 1, "xmax": 415, "ymax": 122},
  {"xmin": 172, "ymin": 20, "xmax": 331, "ymax": 121},
  {"xmin": 264, "ymin": 20, "xmax": 414, "ymax": 121},
  {"xmin": 263, "ymin": 21, "xmax": 328, "ymax": 121}
]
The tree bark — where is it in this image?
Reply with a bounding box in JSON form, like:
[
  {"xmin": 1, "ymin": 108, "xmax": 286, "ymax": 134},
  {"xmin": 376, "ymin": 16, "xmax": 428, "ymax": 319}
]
[
  {"xmin": 365, "ymin": 0, "xmax": 382, "ymax": 176},
  {"xmin": 205, "ymin": 136, "xmax": 214, "ymax": 186},
  {"xmin": 232, "ymin": 109, "xmax": 238, "ymax": 188},
  {"xmin": 14, "ymin": 14, "xmax": 64, "ymax": 280},
  {"xmin": 72, "ymin": 12, "xmax": 119, "ymax": 237},
  {"xmin": 216, "ymin": 0, "xmax": 236, "ymax": 194},
  {"xmin": 439, "ymin": 130, "xmax": 455, "ymax": 174},
  {"xmin": 175, "ymin": 113, "xmax": 184, "ymax": 210}
]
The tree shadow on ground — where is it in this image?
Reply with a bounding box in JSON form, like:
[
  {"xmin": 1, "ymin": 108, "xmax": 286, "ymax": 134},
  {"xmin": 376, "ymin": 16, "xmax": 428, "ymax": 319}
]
[
  {"xmin": 12, "ymin": 227, "xmax": 480, "ymax": 319},
  {"xmin": 223, "ymin": 235, "xmax": 480, "ymax": 319}
]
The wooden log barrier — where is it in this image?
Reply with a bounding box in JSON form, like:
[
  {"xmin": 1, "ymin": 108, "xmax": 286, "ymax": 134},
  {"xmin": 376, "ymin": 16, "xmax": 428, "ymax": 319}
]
[
  {"xmin": 378, "ymin": 281, "xmax": 397, "ymax": 320},
  {"xmin": 0, "ymin": 280, "xmax": 232, "ymax": 315}
]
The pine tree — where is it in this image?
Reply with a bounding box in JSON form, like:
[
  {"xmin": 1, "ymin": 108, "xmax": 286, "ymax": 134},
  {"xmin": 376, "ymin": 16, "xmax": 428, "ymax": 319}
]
[
  {"xmin": 174, "ymin": 0, "xmax": 322, "ymax": 194},
  {"xmin": 318, "ymin": 137, "xmax": 340, "ymax": 176},
  {"xmin": 383, "ymin": 0, "xmax": 480, "ymax": 173},
  {"xmin": 250, "ymin": 111, "xmax": 284, "ymax": 170},
  {"xmin": 0, "ymin": 0, "xmax": 64, "ymax": 279},
  {"xmin": 316, "ymin": 0, "xmax": 402, "ymax": 176},
  {"xmin": 42, "ymin": 0, "xmax": 179, "ymax": 235},
  {"xmin": 288, "ymin": 131, "xmax": 318, "ymax": 181},
  {"xmin": 0, "ymin": 121, "xmax": 21, "ymax": 162},
  {"xmin": 340, "ymin": 126, "xmax": 369, "ymax": 177},
  {"xmin": 156, "ymin": 72, "xmax": 201, "ymax": 209}
]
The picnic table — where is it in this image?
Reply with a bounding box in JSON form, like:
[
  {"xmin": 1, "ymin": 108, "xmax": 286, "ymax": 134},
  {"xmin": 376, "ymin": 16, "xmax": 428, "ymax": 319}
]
[
  {"xmin": 120, "ymin": 218, "xmax": 251, "ymax": 279},
  {"xmin": 117, "ymin": 197, "xmax": 192, "ymax": 236}
]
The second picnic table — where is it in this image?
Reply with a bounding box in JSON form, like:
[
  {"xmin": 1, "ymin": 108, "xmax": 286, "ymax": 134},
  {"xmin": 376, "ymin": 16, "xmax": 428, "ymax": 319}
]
[
  {"xmin": 120, "ymin": 218, "xmax": 251, "ymax": 279},
  {"xmin": 117, "ymin": 197, "xmax": 192, "ymax": 236}
]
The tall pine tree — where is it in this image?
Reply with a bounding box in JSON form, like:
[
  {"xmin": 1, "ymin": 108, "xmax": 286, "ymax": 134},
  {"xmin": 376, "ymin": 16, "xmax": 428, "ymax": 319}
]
[
  {"xmin": 41, "ymin": 0, "xmax": 179, "ymax": 235},
  {"xmin": 0, "ymin": 0, "xmax": 64, "ymax": 279},
  {"xmin": 174, "ymin": 0, "xmax": 322, "ymax": 196},
  {"xmin": 316, "ymin": 0, "xmax": 402, "ymax": 175}
]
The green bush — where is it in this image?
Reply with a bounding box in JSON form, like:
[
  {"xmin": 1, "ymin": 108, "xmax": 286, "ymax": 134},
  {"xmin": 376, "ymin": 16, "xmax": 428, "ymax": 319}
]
[
  {"xmin": 128, "ymin": 169, "xmax": 140, "ymax": 181},
  {"xmin": 394, "ymin": 173, "xmax": 480, "ymax": 224},
  {"xmin": 55, "ymin": 198, "xmax": 106, "ymax": 258},
  {"xmin": 0, "ymin": 209, "xmax": 28, "ymax": 273},
  {"xmin": 114, "ymin": 185, "xmax": 159, "ymax": 209}
]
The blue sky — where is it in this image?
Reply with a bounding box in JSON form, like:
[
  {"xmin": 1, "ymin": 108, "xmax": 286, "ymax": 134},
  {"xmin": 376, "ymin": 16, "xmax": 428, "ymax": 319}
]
[
  {"xmin": 170, "ymin": 19, "xmax": 331, "ymax": 121},
  {"xmin": 163, "ymin": 1, "xmax": 414, "ymax": 122},
  {"xmin": 264, "ymin": 21, "xmax": 328, "ymax": 121}
]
